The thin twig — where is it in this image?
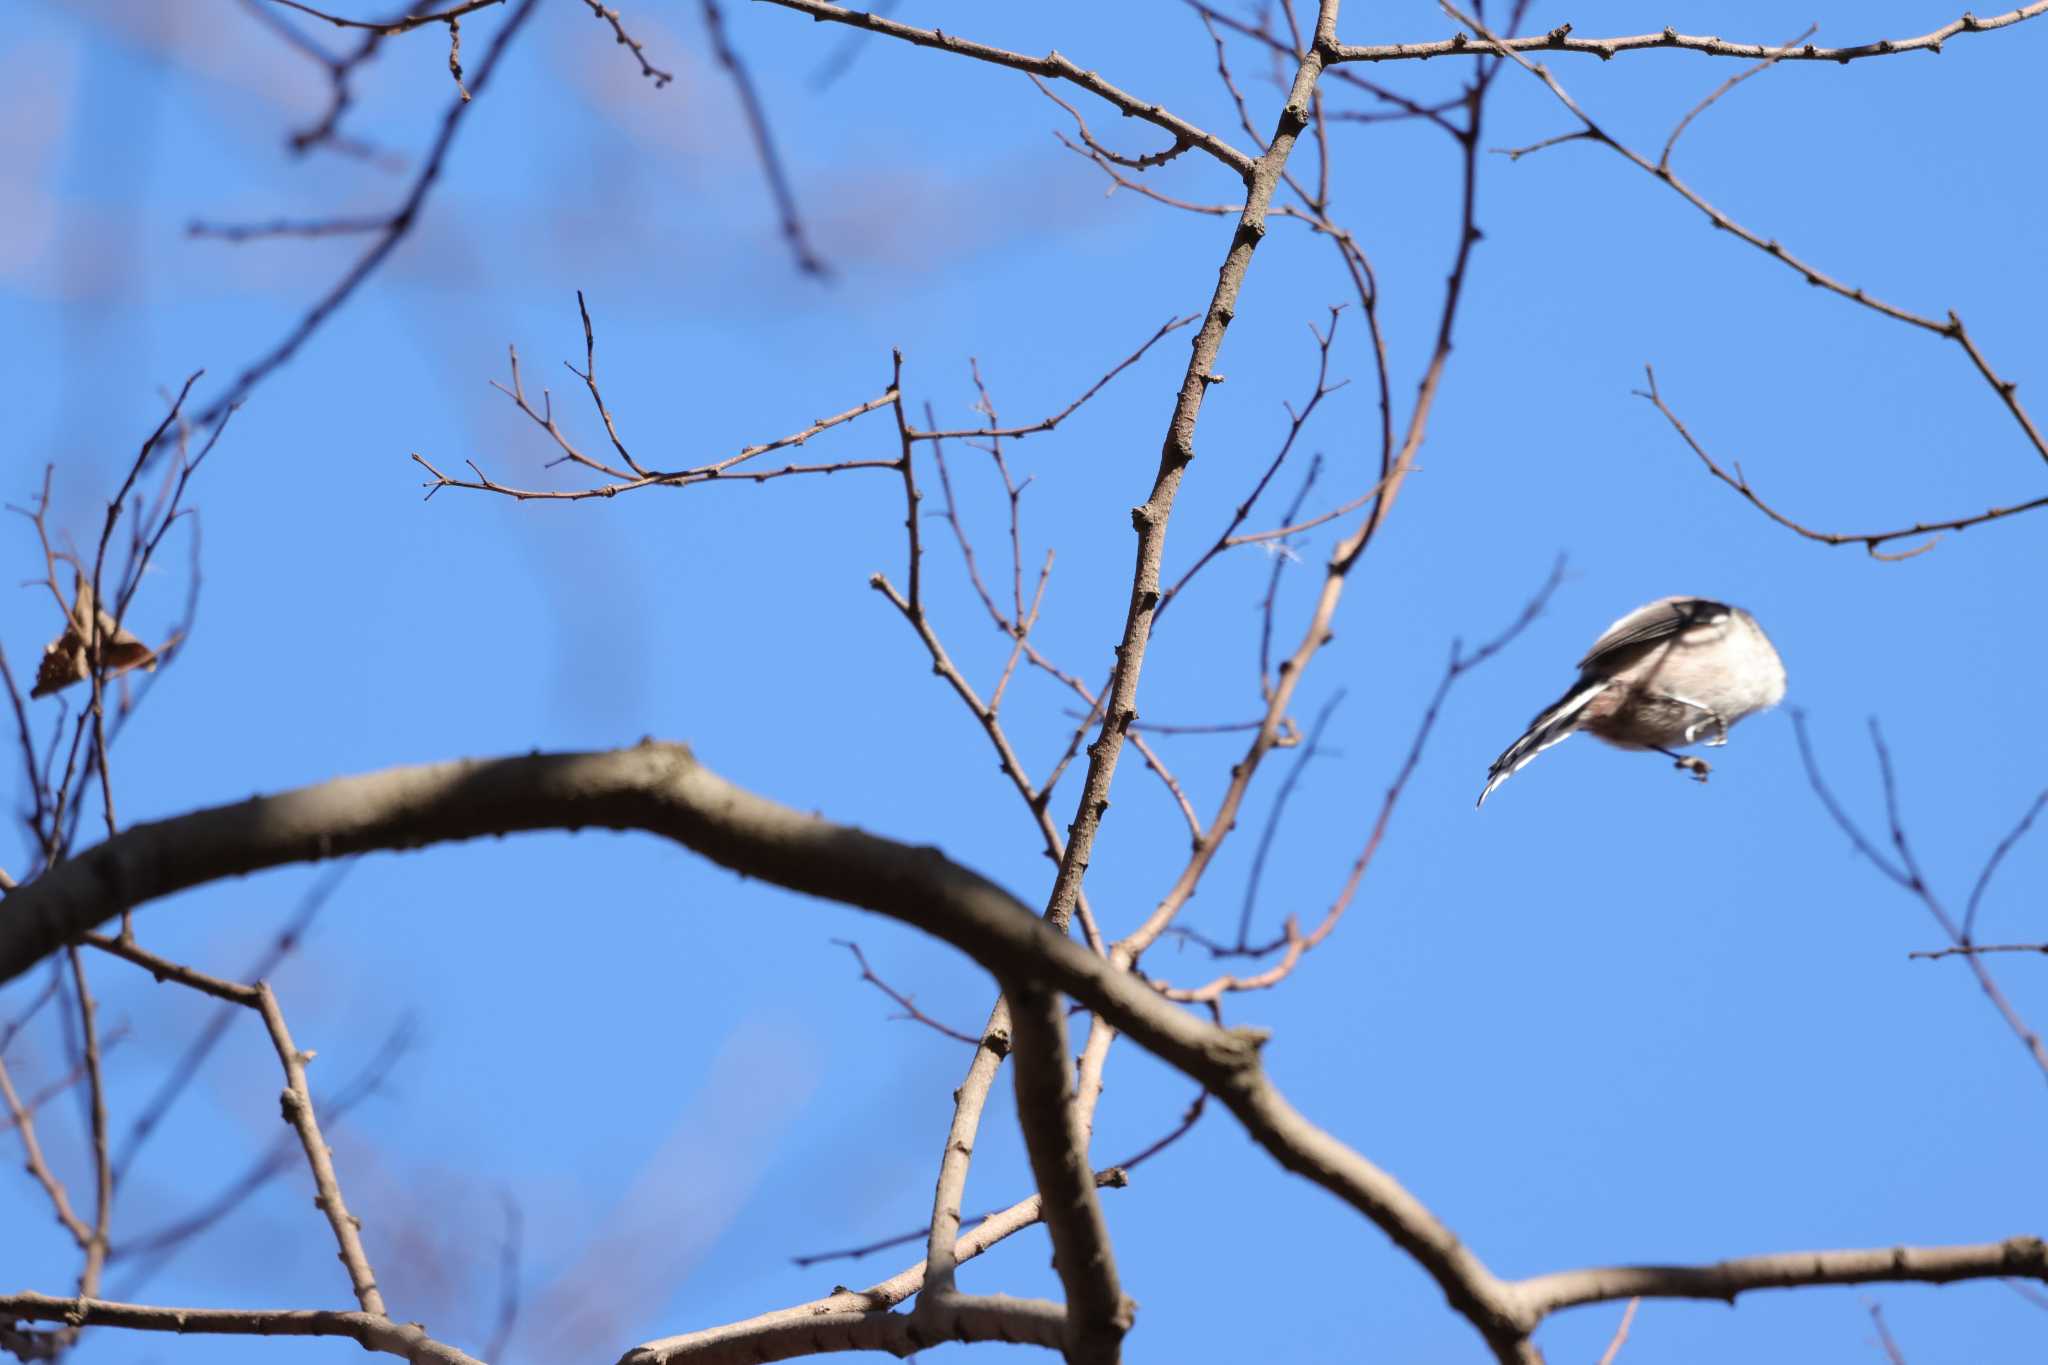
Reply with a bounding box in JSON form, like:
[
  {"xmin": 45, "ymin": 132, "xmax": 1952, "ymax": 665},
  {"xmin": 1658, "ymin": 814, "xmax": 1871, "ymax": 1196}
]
[
  {"xmin": 1793, "ymin": 713, "xmax": 2048, "ymax": 1083},
  {"xmin": 424, "ymin": 315, "xmax": 899, "ymax": 499},
  {"xmin": 1234, "ymin": 690, "xmax": 1344, "ymax": 948},
  {"xmin": 1908, "ymin": 942, "xmax": 2048, "ymax": 962},
  {"xmin": 256, "ymin": 985, "xmax": 387, "ymax": 1312},
  {"xmin": 757, "ymin": 0, "xmax": 1257, "ymax": 180},
  {"xmin": 790, "ymin": 1092, "xmax": 1205, "ymax": 1269},
  {"xmin": 699, "ymin": 0, "xmax": 830, "ymax": 276},
  {"xmin": 110, "ymin": 863, "xmax": 353, "ymax": 1184},
  {"xmin": 580, "ymin": 0, "xmax": 672, "ymax": 85},
  {"xmin": 832, "ymin": 940, "xmax": 977, "ymax": 1044},
  {"xmin": 1963, "ymin": 789, "xmax": 2048, "ymax": 942},
  {"xmin": 266, "ymin": 0, "xmax": 504, "ymax": 35},
  {"xmin": 1636, "ymin": 367, "xmax": 2048, "ymax": 558},
  {"xmin": 484, "ymin": 1196, "xmax": 524, "ymax": 1360},
  {"xmin": 913, "ymin": 316, "xmax": 1196, "ymax": 442},
  {"xmin": 1595, "ymin": 1297, "xmax": 1639, "ymax": 1365},
  {"xmin": 169, "ymin": 0, "xmax": 543, "ymax": 458},
  {"xmin": 1660, "ymin": 27, "xmax": 1814, "ymax": 168},
  {"xmin": 111, "ymin": 1017, "xmax": 415, "ymax": 1292},
  {"xmin": 1868, "ymin": 1301, "xmax": 1909, "ymax": 1365},
  {"xmin": 1154, "ymin": 560, "xmax": 1564, "ymax": 1002},
  {"xmin": 65, "ymin": 948, "xmax": 113, "ymax": 1301}
]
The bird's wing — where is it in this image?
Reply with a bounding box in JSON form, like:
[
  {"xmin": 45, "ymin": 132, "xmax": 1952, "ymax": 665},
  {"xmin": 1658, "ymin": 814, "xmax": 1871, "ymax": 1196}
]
[{"xmin": 1576, "ymin": 597, "xmax": 1730, "ymax": 673}]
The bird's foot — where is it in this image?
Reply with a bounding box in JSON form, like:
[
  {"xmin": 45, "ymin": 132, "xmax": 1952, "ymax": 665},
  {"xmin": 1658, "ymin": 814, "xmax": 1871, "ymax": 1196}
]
[{"xmin": 1652, "ymin": 746, "xmax": 1712, "ymax": 783}]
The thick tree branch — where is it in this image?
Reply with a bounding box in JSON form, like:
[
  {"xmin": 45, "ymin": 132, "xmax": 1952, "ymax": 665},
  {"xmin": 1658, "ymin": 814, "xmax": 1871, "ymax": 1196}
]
[
  {"xmin": 0, "ymin": 740, "xmax": 1529, "ymax": 1354},
  {"xmin": 4, "ymin": 744, "xmax": 2038, "ymax": 1363},
  {"xmin": 1006, "ymin": 984, "xmax": 1131, "ymax": 1362}
]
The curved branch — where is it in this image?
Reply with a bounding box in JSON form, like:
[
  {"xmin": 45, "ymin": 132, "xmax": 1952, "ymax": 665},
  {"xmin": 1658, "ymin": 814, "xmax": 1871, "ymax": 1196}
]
[
  {"xmin": 1637, "ymin": 366, "xmax": 2048, "ymax": 556},
  {"xmin": 0, "ymin": 740, "xmax": 1528, "ymax": 1356}
]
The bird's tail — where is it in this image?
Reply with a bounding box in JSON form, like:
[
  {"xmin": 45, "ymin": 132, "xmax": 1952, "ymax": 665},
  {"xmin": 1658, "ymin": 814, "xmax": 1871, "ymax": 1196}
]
[{"xmin": 1476, "ymin": 681, "xmax": 1610, "ymax": 808}]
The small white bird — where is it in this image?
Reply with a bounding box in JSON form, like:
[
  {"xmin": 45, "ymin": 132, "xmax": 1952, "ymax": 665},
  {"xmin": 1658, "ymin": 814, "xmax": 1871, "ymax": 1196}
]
[{"xmin": 1477, "ymin": 596, "xmax": 1786, "ymax": 807}]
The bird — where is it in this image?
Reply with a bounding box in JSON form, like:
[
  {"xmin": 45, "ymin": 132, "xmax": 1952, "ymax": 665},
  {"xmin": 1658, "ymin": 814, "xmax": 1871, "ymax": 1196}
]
[{"xmin": 1477, "ymin": 596, "xmax": 1785, "ymax": 807}]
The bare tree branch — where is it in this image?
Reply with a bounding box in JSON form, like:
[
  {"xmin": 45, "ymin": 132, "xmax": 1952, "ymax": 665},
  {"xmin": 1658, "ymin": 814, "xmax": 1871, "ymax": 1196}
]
[
  {"xmin": 1156, "ymin": 559, "xmax": 1564, "ymax": 1004},
  {"xmin": 790, "ymin": 1092, "xmax": 1203, "ymax": 1271},
  {"xmin": 1006, "ymin": 983, "xmax": 1131, "ymax": 1362},
  {"xmin": 110, "ymin": 1016, "xmax": 414, "ymax": 1291},
  {"xmin": 699, "ymin": 0, "xmax": 830, "ymax": 276},
  {"xmin": 912, "ymin": 317, "xmax": 1195, "ymax": 442},
  {"xmin": 620, "ymin": 1292, "xmax": 1070, "ymax": 1364},
  {"xmin": 832, "ymin": 938, "xmax": 976, "ymax": 1044},
  {"xmin": 580, "ymin": 0, "xmax": 672, "ymax": 86},
  {"xmin": 111, "ymin": 862, "xmax": 351, "ymax": 1184},
  {"xmin": 1793, "ymin": 714, "xmax": 2048, "ymax": 1083},
  {"xmin": 1513, "ymin": 1237, "xmax": 2048, "ymax": 1316},
  {"xmin": 1034, "ymin": 0, "xmax": 1343, "ymax": 945},
  {"xmin": 1635, "ymin": 367, "xmax": 2048, "ymax": 558},
  {"xmin": 0, "ymin": 1293, "xmax": 484, "ymax": 1365},
  {"xmin": 1330, "ymin": 5, "xmax": 2048, "ymax": 65},
  {"xmin": 756, "ymin": 0, "xmax": 1256, "ymax": 180},
  {"xmin": 170, "ymin": 0, "xmax": 543, "ymax": 456},
  {"xmin": 255, "ymin": 983, "xmax": 386, "ymax": 1313},
  {"xmin": 418, "ymin": 311, "xmax": 899, "ymax": 499},
  {"xmin": 266, "ymin": 0, "xmax": 503, "ymax": 35},
  {"xmin": 15, "ymin": 4, "xmax": 2045, "ymax": 1359},
  {"xmin": 1595, "ymin": 1297, "xmax": 1639, "ymax": 1365},
  {"xmin": 1460, "ymin": 3, "xmax": 2048, "ymax": 501},
  {"xmin": 1, "ymin": 742, "xmax": 2040, "ymax": 1361},
  {"xmin": 1909, "ymin": 942, "xmax": 2048, "ymax": 962},
  {"xmin": 1869, "ymin": 1300, "xmax": 1910, "ymax": 1365}
]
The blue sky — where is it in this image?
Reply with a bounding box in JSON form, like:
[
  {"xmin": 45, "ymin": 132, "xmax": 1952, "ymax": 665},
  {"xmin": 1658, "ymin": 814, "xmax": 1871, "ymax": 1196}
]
[{"xmin": 3, "ymin": 2, "xmax": 2044, "ymax": 1362}]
